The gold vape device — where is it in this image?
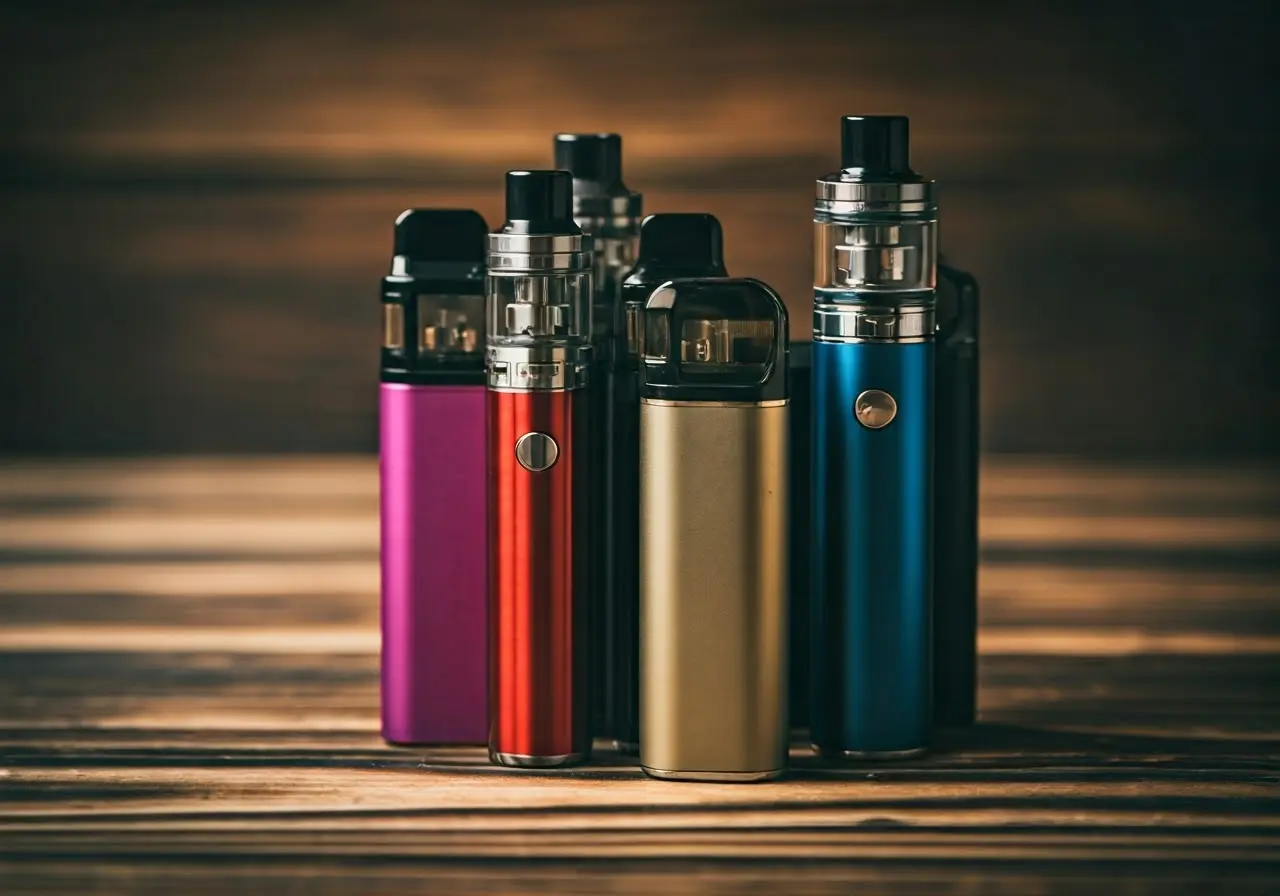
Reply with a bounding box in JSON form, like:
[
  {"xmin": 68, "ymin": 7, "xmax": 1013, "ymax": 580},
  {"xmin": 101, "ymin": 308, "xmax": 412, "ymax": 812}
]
[{"xmin": 638, "ymin": 277, "xmax": 790, "ymax": 783}]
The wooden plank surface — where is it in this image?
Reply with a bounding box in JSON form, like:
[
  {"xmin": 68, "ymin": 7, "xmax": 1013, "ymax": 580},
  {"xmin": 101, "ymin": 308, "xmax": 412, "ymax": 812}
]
[{"xmin": 1, "ymin": 458, "xmax": 1278, "ymax": 894}]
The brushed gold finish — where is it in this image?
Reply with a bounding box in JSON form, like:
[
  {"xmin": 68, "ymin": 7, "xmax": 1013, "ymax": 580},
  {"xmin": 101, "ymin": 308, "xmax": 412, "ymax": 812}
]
[{"xmin": 639, "ymin": 400, "xmax": 789, "ymax": 781}]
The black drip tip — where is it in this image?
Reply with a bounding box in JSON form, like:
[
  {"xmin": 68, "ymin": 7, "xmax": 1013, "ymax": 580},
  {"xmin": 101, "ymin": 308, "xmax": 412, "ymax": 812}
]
[
  {"xmin": 505, "ymin": 169, "xmax": 576, "ymax": 226},
  {"xmin": 841, "ymin": 115, "xmax": 912, "ymax": 174},
  {"xmin": 554, "ymin": 133, "xmax": 623, "ymax": 186},
  {"xmin": 638, "ymin": 214, "xmax": 726, "ymax": 272},
  {"xmin": 394, "ymin": 209, "xmax": 488, "ymax": 263}
]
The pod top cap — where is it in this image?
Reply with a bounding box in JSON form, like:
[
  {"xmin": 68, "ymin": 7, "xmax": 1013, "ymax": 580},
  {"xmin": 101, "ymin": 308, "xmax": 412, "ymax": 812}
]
[
  {"xmin": 637, "ymin": 213, "xmax": 725, "ymax": 272},
  {"xmin": 393, "ymin": 209, "xmax": 488, "ymax": 264}
]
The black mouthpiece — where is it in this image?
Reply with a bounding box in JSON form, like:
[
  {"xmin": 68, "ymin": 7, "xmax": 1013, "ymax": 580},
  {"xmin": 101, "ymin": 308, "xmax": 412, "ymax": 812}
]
[
  {"xmin": 505, "ymin": 169, "xmax": 575, "ymax": 226},
  {"xmin": 393, "ymin": 209, "xmax": 488, "ymax": 263},
  {"xmin": 554, "ymin": 133, "xmax": 622, "ymax": 185},
  {"xmin": 840, "ymin": 115, "xmax": 912, "ymax": 174},
  {"xmin": 638, "ymin": 214, "xmax": 725, "ymax": 272}
]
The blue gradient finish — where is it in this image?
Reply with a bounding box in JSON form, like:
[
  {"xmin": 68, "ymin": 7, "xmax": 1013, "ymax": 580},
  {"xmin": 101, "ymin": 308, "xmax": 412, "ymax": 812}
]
[{"xmin": 810, "ymin": 338, "xmax": 933, "ymax": 755}]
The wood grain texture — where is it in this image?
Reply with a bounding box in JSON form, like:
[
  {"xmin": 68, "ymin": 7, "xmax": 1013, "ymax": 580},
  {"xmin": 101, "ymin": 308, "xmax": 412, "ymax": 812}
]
[
  {"xmin": 0, "ymin": 458, "xmax": 1278, "ymax": 894},
  {"xmin": 1, "ymin": 0, "xmax": 1277, "ymax": 456}
]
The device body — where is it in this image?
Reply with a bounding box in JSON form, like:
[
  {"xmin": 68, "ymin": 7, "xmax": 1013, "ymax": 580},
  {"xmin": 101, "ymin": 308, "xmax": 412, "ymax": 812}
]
[
  {"xmin": 488, "ymin": 387, "xmax": 590, "ymax": 761},
  {"xmin": 380, "ymin": 209, "xmax": 489, "ymax": 745},
  {"xmin": 933, "ymin": 261, "xmax": 980, "ymax": 728},
  {"xmin": 486, "ymin": 171, "xmax": 593, "ymax": 767},
  {"xmin": 639, "ymin": 278, "xmax": 789, "ymax": 782},
  {"xmin": 554, "ymin": 134, "xmax": 642, "ymax": 752},
  {"xmin": 810, "ymin": 116, "xmax": 937, "ymax": 758},
  {"xmin": 787, "ymin": 340, "xmax": 812, "ymax": 735}
]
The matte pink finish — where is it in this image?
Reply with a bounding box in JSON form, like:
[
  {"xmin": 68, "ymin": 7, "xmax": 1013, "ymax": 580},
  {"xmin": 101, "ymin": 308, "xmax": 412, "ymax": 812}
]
[{"xmin": 380, "ymin": 382, "xmax": 488, "ymax": 744}]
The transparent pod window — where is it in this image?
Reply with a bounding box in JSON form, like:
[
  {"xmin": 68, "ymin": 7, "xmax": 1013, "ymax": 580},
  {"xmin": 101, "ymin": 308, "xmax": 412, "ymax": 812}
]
[
  {"xmin": 486, "ymin": 272, "xmax": 591, "ymax": 344},
  {"xmin": 625, "ymin": 303, "xmax": 645, "ymax": 359},
  {"xmin": 383, "ymin": 303, "xmax": 405, "ymax": 352},
  {"xmin": 643, "ymin": 282, "xmax": 779, "ymax": 388},
  {"xmin": 417, "ymin": 294, "xmax": 483, "ymax": 356},
  {"xmin": 643, "ymin": 312, "xmax": 669, "ymax": 363},
  {"xmin": 813, "ymin": 220, "xmax": 936, "ymax": 294},
  {"xmin": 678, "ymin": 318, "xmax": 774, "ymax": 374}
]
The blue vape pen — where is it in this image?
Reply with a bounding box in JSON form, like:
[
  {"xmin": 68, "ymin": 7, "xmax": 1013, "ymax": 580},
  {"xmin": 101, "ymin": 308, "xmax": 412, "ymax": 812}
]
[{"xmin": 810, "ymin": 116, "xmax": 936, "ymax": 758}]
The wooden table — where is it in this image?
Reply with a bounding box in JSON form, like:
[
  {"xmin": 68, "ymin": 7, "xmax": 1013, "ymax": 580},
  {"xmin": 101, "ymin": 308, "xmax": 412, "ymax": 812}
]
[{"xmin": 1, "ymin": 459, "xmax": 1277, "ymax": 894}]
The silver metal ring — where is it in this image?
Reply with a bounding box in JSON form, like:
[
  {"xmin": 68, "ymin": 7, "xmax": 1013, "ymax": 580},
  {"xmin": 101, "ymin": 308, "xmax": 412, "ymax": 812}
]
[
  {"xmin": 487, "ymin": 344, "xmax": 591, "ymax": 390},
  {"xmin": 487, "ymin": 253, "xmax": 592, "ymax": 273},
  {"xmin": 488, "ymin": 233, "xmax": 592, "ymax": 274},
  {"xmin": 813, "ymin": 304, "xmax": 935, "ymax": 343},
  {"xmin": 814, "ymin": 178, "xmax": 937, "ymax": 220}
]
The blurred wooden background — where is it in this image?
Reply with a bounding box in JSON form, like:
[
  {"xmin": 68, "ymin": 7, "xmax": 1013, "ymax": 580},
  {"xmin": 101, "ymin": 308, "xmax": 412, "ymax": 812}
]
[{"xmin": 0, "ymin": 0, "xmax": 1276, "ymax": 456}]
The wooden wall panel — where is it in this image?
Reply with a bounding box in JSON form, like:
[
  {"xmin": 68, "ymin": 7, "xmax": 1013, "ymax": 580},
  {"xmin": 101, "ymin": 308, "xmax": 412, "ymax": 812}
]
[{"xmin": 0, "ymin": 0, "xmax": 1276, "ymax": 454}]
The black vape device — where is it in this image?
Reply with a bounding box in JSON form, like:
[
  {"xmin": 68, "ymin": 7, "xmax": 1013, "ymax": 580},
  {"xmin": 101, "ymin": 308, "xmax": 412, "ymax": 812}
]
[
  {"xmin": 933, "ymin": 259, "xmax": 980, "ymax": 728},
  {"xmin": 553, "ymin": 135, "xmax": 643, "ymax": 751},
  {"xmin": 788, "ymin": 341, "xmax": 812, "ymax": 735},
  {"xmin": 603, "ymin": 213, "xmax": 728, "ymax": 752}
]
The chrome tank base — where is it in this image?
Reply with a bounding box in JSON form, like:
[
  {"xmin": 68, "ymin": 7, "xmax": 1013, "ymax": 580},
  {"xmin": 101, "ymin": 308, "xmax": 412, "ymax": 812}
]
[
  {"xmin": 486, "ymin": 342, "xmax": 591, "ymax": 391},
  {"xmin": 489, "ymin": 750, "xmax": 588, "ymax": 769}
]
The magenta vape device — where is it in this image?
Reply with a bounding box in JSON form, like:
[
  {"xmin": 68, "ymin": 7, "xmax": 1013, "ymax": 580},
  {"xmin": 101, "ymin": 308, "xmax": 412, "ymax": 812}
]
[{"xmin": 380, "ymin": 208, "xmax": 489, "ymax": 745}]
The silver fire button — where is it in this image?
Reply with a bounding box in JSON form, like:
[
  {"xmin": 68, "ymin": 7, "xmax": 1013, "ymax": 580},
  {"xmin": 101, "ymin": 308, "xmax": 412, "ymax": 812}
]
[
  {"xmin": 515, "ymin": 432, "xmax": 559, "ymax": 472},
  {"xmin": 854, "ymin": 390, "xmax": 897, "ymax": 429}
]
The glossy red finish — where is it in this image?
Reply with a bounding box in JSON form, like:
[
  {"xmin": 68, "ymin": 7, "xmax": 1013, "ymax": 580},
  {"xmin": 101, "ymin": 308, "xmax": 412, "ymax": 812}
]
[{"xmin": 488, "ymin": 388, "xmax": 590, "ymax": 761}]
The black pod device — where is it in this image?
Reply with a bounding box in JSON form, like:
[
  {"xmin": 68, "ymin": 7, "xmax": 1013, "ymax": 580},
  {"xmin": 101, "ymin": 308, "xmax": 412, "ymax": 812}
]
[
  {"xmin": 787, "ymin": 341, "xmax": 812, "ymax": 735},
  {"xmin": 600, "ymin": 213, "xmax": 728, "ymax": 752},
  {"xmin": 933, "ymin": 259, "xmax": 980, "ymax": 728},
  {"xmin": 553, "ymin": 135, "xmax": 643, "ymax": 753}
]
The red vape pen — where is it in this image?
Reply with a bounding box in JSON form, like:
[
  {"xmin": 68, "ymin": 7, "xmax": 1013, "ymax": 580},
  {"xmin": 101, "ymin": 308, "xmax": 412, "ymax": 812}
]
[{"xmin": 486, "ymin": 171, "xmax": 593, "ymax": 767}]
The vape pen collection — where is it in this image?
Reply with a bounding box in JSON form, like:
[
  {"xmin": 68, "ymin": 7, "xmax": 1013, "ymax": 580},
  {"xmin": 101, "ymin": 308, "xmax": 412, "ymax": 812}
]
[{"xmin": 379, "ymin": 117, "xmax": 980, "ymax": 782}]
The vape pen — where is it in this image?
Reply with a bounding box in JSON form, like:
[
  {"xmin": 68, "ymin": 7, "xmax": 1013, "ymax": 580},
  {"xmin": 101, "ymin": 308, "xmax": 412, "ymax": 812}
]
[
  {"xmin": 487, "ymin": 170, "xmax": 593, "ymax": 768},
  {"xmin": 639, "ymin": 277, "xmax": 789, "ymax": 782},
  {"xmin": 934, "ymin": 259, "xmax": 980, "ymax": 728},
  {"xmin": 554, "ymin": 133, "xmax": 641, "ymax": 336},
  {"xmin": 552, "ymin": 134, "xmax": 643, "ymax": 751},
  {"xmin": 601, "ymin": 213, "xmax": 728, "ymax": 753},
  {"xmin": 787, "ymin": 340, "xmax": 812, "ymax": 735},
  {"xmin": 380, "ymin": 208, "xmax": 489, "ymax": 745},
  {"xmin": 811, "ymin": 116, "xmax": 936, "ymax": 758}
]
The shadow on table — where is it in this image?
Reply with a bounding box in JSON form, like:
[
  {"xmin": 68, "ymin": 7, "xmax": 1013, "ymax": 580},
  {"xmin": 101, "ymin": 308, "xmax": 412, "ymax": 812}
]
[{"xmin": 787, "ymin": 721, "xmax": 1280, "ymax": 782}]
